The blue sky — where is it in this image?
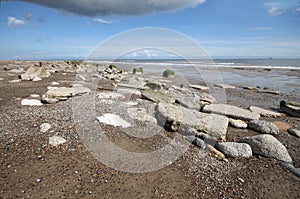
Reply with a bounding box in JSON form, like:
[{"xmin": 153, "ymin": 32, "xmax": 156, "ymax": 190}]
[{"xmin": 1, "ymin": 0, "xmax": 300, "ymax": 59}]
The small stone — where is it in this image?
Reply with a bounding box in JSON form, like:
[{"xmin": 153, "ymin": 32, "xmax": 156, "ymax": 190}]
[
  {"xmin": 287, "ymin": 128, "xmax": 300, "ymax": 138},
  {"xmin": 216, "ymin": 142, "xmax": 252, "ymax": 158},
  {"xmin": 188, "ymin": 85, "xmax": 209, "ymax": 91},
  {"xmin": 229, "ymin": 119, "xmax": 247, "ymax": 129},
  {"xmin": 214, "ymin": 84, "xmax": 236, "ymax": 89},
  {"xmin": 40, "ymin": 123, "xmax": 51, "ymax": 133},
  {"xmin": 238, "ymin": 177, "xmax": 245, "ymax": 183},
  {"xmin": 49, "ymin": 136, "xmax": 67, "ymax": 146},
  {"xmin": 163, "ymin": 70, "xmax": 175, "ymax": 78},
  {"xmin": 21, "ymin": 99, "xmax": 43, "ymax": 106},
  {"xmin": 51, "ymin": 82, "xmax": 60, "ymax": 86},
  {"xmin": 30, "ymin": 94, "xmax": 40, "ymax": 98},
  {"xmin": 145, "ymin": 82, "xmax": 162, "ymax": 91},
  {"xmin": 186, "ymin": 135, "xmax": 206, "ymax": 149},
  {"xmin": 96, "ymin": 92, "xmax": 125, "ymax": 99},
  {"xmin": 248, "ymin": 120, "xmax": 279, "ymax": 135},
  {"xmin": 36, "ymin": 178, "xmax": 42, "ymax": 183},
  {"xmin": 32, "ymin": 76, "xmax": 42, "ymax": 82},
  {"xmin": 133, "ymin": 68, "xmax": 143, "ymax": 75}
]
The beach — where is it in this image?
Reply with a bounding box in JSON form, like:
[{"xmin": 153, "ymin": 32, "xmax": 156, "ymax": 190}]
[{"xmin": 0, "ymin": 60, "xmax": 299, "ymax": 198}]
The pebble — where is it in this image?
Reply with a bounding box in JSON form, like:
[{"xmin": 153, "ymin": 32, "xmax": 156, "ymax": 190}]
[{"xmin": 40, "ymin": 123, "xmax": 51, "ymax": 133}]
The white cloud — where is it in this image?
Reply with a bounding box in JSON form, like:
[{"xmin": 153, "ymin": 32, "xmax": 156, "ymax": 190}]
[
  {"xmin": 94, "ymin": 18, "xmax": 113, "ymax": 24},
  {"xmin": 19, "ymin": 0, "xmax": 205, "ymax": 16},
  {"xmin": 296, "ymin": 7, "xmax": 300, "ymax": 12},
  {"xmin": 267, "ymin": 6, "xmax": 285, "ymax": 16},
  {"xmin": 250, "ymin": 27, "xmax": 271, "ymax": 31},
  {"xmin": 7, "ymin": 16, "xmax": 25, "ymax": 28}
]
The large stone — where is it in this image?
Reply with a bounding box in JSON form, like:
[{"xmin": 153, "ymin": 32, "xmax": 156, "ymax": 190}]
[
  {"xmin": 216, "ymin": 142, "xmax": 252, "ymax": 158},
  {"xmin": 249, "ymin": 106, "xmax": 281, "ymax": 117},
  {"xmin": 197, "ymin": 93, "xmax": 217, "ymax": 104},
  {"xmin": 20, "ymin": 66, "xmax": 50, "ymax": 81},
  {"xmin": 239, "ymin": 134, "xmax": 292, "ymax": 163},
  {"xmin": 156, "ymin": 102, "xmax": 228, "ymax": 140},
  {"xmin": 42, "ymin": 86, "xmax": 90, "ymax": 104},
  {"xmin": 127, "ymin": 108, "xmax": 157, "ymax": 123},
  {"xmin": 248, "ymin": 120, "xmax": 279, "ymax": 135},
  {"xmin": 202, "ymin": 104, "xmax": 260, "ymax": 121},
  {"xmin": 176, "ymin": 95, "xmax": 201, "ymax": 110},
  {"xmin": 97, "ymin": 113, "xmax": 131, "ymax": 128},
  {"xmin": 142, "ymin": 89, "xmax": 176, "ymax": 103},
  {"xmin": 97, "ymin": 92, "xmax": 125, "ymax": 100}
]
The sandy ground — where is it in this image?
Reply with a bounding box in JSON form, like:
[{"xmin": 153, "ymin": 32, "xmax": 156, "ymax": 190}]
[{"xmin": 0, "ymin": 61, "xmax": 299, "ymax": 198}]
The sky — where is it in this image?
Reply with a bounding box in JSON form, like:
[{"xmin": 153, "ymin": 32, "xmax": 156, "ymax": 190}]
[{"xmin": 0, "ymin": 0, "xmax": 300, "ymax": 60}]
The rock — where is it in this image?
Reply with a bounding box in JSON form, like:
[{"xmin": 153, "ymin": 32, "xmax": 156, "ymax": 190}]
[
  {"xmin": 272, "ymin": 121, "xmax": 292, "ymax": 132},
  {"xmin": 40, "ymin": 123, "xmax": 51, "ymax": 133},
  {"xmin": 169, "ymin": 85, "xmax": 191, "ymax": 95},
  {"xmin": 242, "ymin": 86, "xmax": 258, "ymax": 91},
  {"xmin": 10, "ymin": 68, "xmax": 24, "ymax": 73},
  {"xmin": 127, "ymin": 108, "xmax": 157, "ymax": 123},
  {"xmin": 32, "ymin": 76, "xmax": 42, "ymax": 82},
  {"xmin": 49, "ymin": 136, "xmax": 67, "ymax": 146},
  {"xmin": 287, "ymin": 128, "xmax": 300, "ymax": 138},
  {"xmin": 51, "ymin": 82, "xmax": 60, "ymax": 86},
  {"xmin": 20, "ymin": 66, "xmax": 50, "ymax": 81},
  {"xmin": 216, "ymin": 142, "xmax": 252, "ymax": 158},
  {"xmin": 229, "ymin": 118, "xmax": 247, "ymax": 129},
  {"xmin": 239, "ymin": 134, "xmax": 292, "ymax": 163},
  {"xmin": 249, "ymin": 106, "xmax": 281, "ymax": 117},
  {"xmin": 280, "ymin": 162, "xmax": 300, "ymax": 178},
  {"xmin": 145, "ymin": 82, "xmax": 162, "ymax": 91},
  {"xmin": 189, "ymin": 85, "xmax": 209, "ymax": 91},
  {"xmin": 156, "ymin": 102, "xmax": 228, "ymax": 140},
  {"xmin": 118, "ymin": 83, "xmax": 142, "ymax": 89},
  {"xmin": 202, "ymin": 104, "xmax": 260, "ymax": 121},
  {"xmin": 280, "ymin": 101, "xmax": 300, "ymax": 118},
  {"xmin": 186, "ymin": 135, "xmax": 206, "ymax": 149},
  {"xmin": 123, "ymin": 101, "xmax": 139, "ymax": 106},
  {"xmin": 142, "ymin": 89, "xmax": 176, "ymax": 103},
  {"xmin": 96, "ymin": 92, "xmax": 125, "ymax": 100},
  {"xmin": 163, "ymin": 70, "xmax": 175, "ymax": 78},
  {"xmin": 117, "ymin": 88, "xmax": 142, "ymax": 98},
  {"xmin": 21, "ymin": 99, "xmax": 43, "ymax": 106},
  {"xmin": 9, "ymin": 79, "xmax": 22, "ymax": 83},
  {"xmin": 176, "ymin": 95, "xmax": 201, "ymax": 110},
  {"xmin": 0, "ymin": 78, "xmax": 3, "ymax": 81},
  {"xmin": 248, "ymin": 120, "xmax": 279, "ymax": 135},
  {"xmin": 133, "ymin": 68, "xmax": 143, "ymax": 75},
  {"xmin": 257, "ymin": 90, "xmax": 280, "ymax": 95},
  {"xmin": 97, "ymin": 113, "xmax": 131, "ymax": 128},
  {"xmin": 197, "ymin": 93, "xmax": 217, "ymax": 104},
  {"xmin": 42, "ymin": 86, "xmax": 90, "ymax": 103},
  {"xmin": 214, "ymin": 84, "xmax": 236, "ymax": 89},
  {"xmin": 30, "ymin": 94, "xmax": 40, "ymax": 98}
]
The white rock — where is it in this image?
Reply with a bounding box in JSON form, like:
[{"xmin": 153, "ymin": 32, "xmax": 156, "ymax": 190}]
[
  {"xmin": 21, "ymin": 99, "xmax": 43, "ymax": 106},
  {"xmin": 40, "ymin": 123, "xmax": 51, "ymax": 133},
  {"xmin": 49, "ymin": 136, "xmax": 67, "ymax": 146},
  {"xmin": 51, "ymin": 82, "xmax": 60, "ymax": 86},
  {"xmin": 9, "ymin": 79, "xmax": 21, "ymax": 83},
  {"xmin": 249, "ymin": 106, "xmax": 281, "ymax": 117},
  {"xmin": 32, "ymin": 76, "xmax": 42, "ymax": 82},
  {"xmin": 0, "ymin": 78, "xmax": 4, "ymax": 81},
  {"xmin": 123, "ymin": 101, "xmax": 138, "ymax": 106},
  {"xmin": 97, "ymin": 114, "xmax": 131, "ymax": 128},
  {"xmin": 229, "ymin": 118, "xmax": 247, "ymax": 129},
  {"xmin": 30, "ymin": 94, "xmax": 40, "ymax": 98}
]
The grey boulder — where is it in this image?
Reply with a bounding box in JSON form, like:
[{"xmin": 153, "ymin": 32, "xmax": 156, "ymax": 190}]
[
  {"xmin": 216, "ymin": 142, "xmax": 252, "ymax": 158},
  {"xmin": 248, "ymin": 120, "xmax": 279, "ymax": 135}
]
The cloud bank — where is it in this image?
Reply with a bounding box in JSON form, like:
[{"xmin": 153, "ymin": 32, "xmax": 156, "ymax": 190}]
[{"xmin": 18, "ymin": 0, "xmax": 205, "ymax": 16}]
